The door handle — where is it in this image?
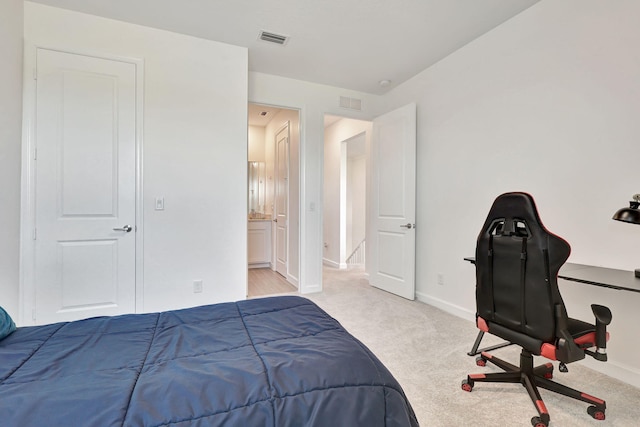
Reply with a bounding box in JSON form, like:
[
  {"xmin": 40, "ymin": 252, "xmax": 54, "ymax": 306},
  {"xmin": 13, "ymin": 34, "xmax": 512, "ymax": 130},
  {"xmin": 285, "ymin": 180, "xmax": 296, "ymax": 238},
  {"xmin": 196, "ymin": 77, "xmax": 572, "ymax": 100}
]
[
  {"xmin": 113, "ymin": 225, "xmax": 133, "ymax": 232},
  {"xmin": 400, "ymin": 223, "xmax": 415, "ymax": 229}
]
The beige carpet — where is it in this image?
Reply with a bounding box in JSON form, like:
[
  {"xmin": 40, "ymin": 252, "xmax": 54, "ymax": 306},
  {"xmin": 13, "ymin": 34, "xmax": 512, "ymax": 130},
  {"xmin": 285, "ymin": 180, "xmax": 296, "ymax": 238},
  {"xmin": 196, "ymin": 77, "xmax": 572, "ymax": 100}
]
[{"xmin": 298, "ymin": 266, "xmax": 640, "ymax": 427}]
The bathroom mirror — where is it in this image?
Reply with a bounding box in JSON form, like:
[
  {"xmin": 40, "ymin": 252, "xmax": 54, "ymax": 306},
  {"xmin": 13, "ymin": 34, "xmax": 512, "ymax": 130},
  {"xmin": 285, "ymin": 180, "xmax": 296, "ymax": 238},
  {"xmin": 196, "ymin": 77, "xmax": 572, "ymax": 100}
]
[{"xmin": 248, "ymin": 161, "xmax": 266, "ymax": 217}]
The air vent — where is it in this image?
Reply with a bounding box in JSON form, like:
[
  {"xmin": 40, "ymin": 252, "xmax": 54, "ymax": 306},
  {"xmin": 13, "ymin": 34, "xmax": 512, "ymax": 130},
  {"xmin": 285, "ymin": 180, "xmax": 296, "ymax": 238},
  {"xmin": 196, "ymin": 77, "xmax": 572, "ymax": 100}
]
[
  {"xmin": 259, "ymin": 31, "xmax": 289, "ymax": 45},
  {"xmin": 339, "ymin": 96, "xmax": 363, "ymax": 111}
]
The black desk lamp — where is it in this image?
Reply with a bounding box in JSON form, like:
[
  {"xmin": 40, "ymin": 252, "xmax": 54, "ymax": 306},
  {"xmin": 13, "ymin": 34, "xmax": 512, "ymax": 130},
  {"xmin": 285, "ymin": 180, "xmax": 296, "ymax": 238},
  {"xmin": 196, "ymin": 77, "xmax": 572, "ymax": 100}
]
[{"xmin": 612, "ymin": 194, "xmax": 640, "ymax": 277}]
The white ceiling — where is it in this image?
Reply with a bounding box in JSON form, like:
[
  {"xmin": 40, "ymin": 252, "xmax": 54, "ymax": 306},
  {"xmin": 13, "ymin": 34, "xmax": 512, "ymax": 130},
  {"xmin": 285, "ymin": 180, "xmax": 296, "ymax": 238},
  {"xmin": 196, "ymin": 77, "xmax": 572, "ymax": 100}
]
[
  {"xmin": 248, "ymin": 104, "xmax": 282, "ymax": 127},
  {"xmin": 30, "ymin": 0, "xmax": 540, "ymax": 94}
]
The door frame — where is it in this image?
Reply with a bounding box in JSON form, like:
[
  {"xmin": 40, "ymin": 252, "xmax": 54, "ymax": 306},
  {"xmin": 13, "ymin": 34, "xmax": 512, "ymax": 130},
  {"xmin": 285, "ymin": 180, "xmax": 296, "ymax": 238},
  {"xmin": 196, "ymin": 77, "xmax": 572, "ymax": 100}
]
[
  {"xmin": 19, "ymin": 44, "xmax": 145, "ymax": 325},
  {"xmin": 246, "ymin": 102, "xmax": 302, "ymax": 291}
]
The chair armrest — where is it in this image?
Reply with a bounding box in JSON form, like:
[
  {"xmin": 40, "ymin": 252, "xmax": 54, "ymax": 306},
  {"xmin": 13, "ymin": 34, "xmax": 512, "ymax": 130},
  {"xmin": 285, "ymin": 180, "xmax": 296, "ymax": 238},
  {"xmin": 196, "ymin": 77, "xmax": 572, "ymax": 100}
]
[
  {"xmin": 554, "ymin": 304, "xmax": 585, "ymax": 363},
  {"xmin": 590, "ymin": 304, "xmax": 612, "ymax": 361},
  {"xmin": 591, "ymin": 304, "xmax": 612, "ymax": 325}
]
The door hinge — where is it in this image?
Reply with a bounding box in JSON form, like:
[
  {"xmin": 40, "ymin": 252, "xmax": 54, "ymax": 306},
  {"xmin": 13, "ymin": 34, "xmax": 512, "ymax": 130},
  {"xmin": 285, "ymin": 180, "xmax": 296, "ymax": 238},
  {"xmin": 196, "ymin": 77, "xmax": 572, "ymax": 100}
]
[
  {"xmin": 33, "ymin": 147, "xmax": 37, "ymax": 160},
  {"xmin": 33, "ymin": 228, "xmax": 37, "ymax": 240},
  {"xmin": 33, "ymin": 68, "xmax": 37, "ymax": 80},
  {"xmin": 32, "ymin": 308, "xmax": 36, "ymax": 321}
]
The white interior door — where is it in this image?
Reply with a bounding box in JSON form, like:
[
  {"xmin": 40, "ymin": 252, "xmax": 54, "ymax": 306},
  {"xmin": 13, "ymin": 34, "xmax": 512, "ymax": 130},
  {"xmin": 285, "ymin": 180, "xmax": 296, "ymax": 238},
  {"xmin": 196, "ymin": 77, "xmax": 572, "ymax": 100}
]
[
  {"xmin": 275, "ymin": 123, "xmax": 289, "ymax": 277},
  {"xmin": 368, "ymin": 103, "xmax": 416, "ymax": 299},
  {"xmin": 33, "ymin": 48, "xmax": 137, "ymax": 324}
]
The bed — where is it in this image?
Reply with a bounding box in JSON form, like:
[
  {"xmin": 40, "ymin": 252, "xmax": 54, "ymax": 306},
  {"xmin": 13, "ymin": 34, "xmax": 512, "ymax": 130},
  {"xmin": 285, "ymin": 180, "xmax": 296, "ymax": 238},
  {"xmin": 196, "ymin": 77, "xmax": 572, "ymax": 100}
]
[{"xmin": 0, "ymin": 296, "xmax": 418, "ymax": 426}]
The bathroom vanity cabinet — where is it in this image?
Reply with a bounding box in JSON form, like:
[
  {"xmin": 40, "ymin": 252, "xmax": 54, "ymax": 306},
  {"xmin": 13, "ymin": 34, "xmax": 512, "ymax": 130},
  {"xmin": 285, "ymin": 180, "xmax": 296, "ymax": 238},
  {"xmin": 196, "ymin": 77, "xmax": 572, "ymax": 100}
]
[{"xmin": 248, "ymin": 218, "xmax": 272, "ymax": 268}]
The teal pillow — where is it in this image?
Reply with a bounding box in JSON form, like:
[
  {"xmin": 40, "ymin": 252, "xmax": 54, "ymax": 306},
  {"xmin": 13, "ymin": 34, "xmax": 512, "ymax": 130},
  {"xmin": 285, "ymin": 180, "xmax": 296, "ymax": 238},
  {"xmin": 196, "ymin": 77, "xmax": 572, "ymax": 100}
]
[{"xmin": 0, "ymin": 306, "xmax": 17, "ymax": 340}]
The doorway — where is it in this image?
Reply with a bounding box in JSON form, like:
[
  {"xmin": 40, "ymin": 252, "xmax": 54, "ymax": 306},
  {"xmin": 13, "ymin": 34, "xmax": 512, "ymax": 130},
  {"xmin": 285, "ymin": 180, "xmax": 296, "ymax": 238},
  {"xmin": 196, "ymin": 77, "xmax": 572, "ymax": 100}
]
[
  {"xmin": 321, "ymin": 104, "xmax": 416, "ymax": 300},
  {"xmin": 322, "ymin": 115, "xmax": 372, "ymax": 270},
  {"xmin": 247, "ymin": 103, "xmax": 300, "ymax": 297}
]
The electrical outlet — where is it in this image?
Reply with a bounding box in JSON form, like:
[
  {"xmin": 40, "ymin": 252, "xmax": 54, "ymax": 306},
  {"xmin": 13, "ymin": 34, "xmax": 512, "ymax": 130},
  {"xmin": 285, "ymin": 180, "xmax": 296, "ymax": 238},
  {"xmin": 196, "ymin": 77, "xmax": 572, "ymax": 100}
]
[
  {"xmin": 437, "ymin": 273, "xmax": 445, "ymax": 286},
  {"xmin": 193, "ymin": 280, "xmax": 203, "ymax": 293}
]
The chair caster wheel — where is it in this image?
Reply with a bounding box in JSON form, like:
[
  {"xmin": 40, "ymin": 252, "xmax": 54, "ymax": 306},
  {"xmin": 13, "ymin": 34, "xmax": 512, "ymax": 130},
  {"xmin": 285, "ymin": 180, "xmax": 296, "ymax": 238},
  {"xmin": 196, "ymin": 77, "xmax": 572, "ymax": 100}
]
[
  {"xmin": 587, "ymin": 405, "xmax": 605, "ymax": 420},
  {"xmin": 531, "ymin": 416, "xmax": 548, "ymax": 427},
  {"xmin": 475, "ymin": 356, "xmax": 487, "ymax": 367},
  {"xmin": 461, "ymin": 379, "xmax": 473, "ymax": 392}
]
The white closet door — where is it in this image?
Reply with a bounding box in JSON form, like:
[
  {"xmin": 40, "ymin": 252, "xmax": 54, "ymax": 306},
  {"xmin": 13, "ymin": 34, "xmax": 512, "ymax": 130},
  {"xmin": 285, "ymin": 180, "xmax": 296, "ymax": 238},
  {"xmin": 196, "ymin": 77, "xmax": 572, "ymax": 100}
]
[{"xmin": 33, "ymin": 48, "xmax": 137, "ymax": 324}]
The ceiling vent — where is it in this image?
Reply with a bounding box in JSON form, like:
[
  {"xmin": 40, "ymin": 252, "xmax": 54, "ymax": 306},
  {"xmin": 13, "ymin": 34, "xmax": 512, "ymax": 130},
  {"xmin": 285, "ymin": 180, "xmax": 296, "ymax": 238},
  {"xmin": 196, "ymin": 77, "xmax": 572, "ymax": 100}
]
[
  {"xmin": 258, "ymin": 31, "xmax": 289, "ymax": 45},
  {"xmin": 339, "ymin": 96, "xmax": 362, "ymax": 111}
]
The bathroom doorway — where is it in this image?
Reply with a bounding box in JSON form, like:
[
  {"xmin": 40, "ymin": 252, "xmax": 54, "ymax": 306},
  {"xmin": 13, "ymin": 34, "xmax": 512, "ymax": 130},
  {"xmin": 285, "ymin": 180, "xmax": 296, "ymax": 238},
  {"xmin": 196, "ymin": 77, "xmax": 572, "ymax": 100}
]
[{"xmin": 247, "ymin": 103, "xmax": 300, "ymax": 297}]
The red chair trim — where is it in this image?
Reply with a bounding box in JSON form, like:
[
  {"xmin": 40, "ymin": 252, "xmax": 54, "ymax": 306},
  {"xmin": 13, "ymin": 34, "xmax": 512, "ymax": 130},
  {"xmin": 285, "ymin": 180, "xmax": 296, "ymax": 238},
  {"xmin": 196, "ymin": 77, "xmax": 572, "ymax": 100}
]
[
  {"xmin": 581, "ymin": 392, "xmax": 605, "ymax": 405},
  {"xmin": 535, "ymin": 399, "xmax": 549, "ymax": 415},
  {"xmin": 540, "ymin": 343, "xmax": 557, "ymax": 360},
  {"xmin": 574, "ymin": 331, "xmax": 610, "ymax": 347},
  {"xmin": 477, "ymin": 317, "xmax": 489, "ymax": 332}
]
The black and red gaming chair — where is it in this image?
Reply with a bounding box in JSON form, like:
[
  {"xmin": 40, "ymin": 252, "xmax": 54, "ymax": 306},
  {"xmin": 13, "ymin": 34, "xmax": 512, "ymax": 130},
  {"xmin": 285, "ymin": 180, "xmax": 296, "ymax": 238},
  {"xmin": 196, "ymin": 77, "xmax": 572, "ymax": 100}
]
[{"xmin": 461, "ymin": 192, "xmax": 612, "ymax": 427}]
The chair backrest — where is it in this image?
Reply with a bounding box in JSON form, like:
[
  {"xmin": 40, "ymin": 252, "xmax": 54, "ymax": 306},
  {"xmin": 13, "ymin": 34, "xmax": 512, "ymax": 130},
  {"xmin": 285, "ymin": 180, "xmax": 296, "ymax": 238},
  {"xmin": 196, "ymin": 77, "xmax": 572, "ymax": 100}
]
[{"xmin": 476, "ymin": 192, "xmax": 571, "ymax": 343}]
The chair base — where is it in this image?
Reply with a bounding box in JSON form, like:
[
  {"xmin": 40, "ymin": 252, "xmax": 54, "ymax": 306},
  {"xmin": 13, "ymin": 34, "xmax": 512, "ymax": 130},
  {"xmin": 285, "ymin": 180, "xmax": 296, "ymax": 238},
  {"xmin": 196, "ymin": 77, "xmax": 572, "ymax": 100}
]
[{"xmin": 461, "ymin": 349, "xmax": 606, "ymax": 426}]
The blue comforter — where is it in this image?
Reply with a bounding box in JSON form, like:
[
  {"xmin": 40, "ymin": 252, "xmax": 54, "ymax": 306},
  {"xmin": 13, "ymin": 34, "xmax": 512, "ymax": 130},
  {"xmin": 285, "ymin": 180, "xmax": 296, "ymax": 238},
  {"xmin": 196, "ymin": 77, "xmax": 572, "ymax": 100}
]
[{"xmin": 0, "ymin": 296, "xmax": 418, "ymax": 426}]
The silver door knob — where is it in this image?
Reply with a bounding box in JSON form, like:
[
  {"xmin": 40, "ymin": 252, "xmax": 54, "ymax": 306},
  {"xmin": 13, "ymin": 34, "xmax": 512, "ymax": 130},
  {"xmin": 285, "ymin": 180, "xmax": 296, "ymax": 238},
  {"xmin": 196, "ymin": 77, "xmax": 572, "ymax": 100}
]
[
  {"xmin": 400, "ymin": 223, "xmax": 414, "ymax": 229},
  {"xmin": 113, "ymin": 225, "xmax": 132, "ymax": 232}
]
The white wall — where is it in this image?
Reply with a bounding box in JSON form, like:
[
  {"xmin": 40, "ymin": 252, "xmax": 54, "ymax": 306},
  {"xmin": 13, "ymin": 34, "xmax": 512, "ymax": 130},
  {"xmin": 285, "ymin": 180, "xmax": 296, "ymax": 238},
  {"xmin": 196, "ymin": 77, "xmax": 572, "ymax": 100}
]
[
  {"xmin": 249, "ymin": 72, "xmax": 380, "ymax": 293},
  {"xmin": 248, "ymin": 125, "xmax": 266, "ymax": 162},
  {"xmin": 0, "ymin": 0, "xmax": 23, "ymax": 318},
  {"xmin": 323, "ymin": 119, "xmax": 372, "ymax": 267},
  {"xmin": 24, "ymin": 2, "xmax": 248, "ymax": 313},
  {"xmin": 382, "ymin": 0, "xmax": 640, "ymax": 385}
]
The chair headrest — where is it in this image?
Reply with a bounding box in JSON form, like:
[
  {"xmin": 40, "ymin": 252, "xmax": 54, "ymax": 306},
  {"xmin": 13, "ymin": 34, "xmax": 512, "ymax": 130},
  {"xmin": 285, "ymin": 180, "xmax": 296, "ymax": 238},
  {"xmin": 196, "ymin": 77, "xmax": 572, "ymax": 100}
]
[
  {"xmin": 478, "ymin": 191, "xmax": 570, "ymax": 261},
  {"xmin": 483, "ymin": 192, "xmax": 543, "ymax": 230}
]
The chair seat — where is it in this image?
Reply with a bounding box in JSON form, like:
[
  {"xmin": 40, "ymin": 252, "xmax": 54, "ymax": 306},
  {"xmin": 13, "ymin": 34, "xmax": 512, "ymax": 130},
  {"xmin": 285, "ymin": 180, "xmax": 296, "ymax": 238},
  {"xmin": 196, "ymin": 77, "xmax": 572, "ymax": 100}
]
[
  {"xmin": 569, "ymin": 318, "xmax": 609, "ymax": 348},
  {"xmin": 568, "ymin": 318, "xmax": 595, "ymax": 338},
  {"xmin": 479, "ymin": 316, "xmax": 607, "ymax": 358}
]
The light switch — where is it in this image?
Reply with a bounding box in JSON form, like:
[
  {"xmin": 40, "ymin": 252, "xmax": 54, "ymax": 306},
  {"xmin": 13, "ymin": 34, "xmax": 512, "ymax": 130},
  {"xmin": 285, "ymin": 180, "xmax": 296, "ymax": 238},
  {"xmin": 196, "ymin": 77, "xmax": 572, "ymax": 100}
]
[
  {"xmin": 155, "ymin": 197, "xmax": 165, "ymax": 210},
  {"xmin": 193, "ymin": 280, "xmax": 203, "ymax": 293}
]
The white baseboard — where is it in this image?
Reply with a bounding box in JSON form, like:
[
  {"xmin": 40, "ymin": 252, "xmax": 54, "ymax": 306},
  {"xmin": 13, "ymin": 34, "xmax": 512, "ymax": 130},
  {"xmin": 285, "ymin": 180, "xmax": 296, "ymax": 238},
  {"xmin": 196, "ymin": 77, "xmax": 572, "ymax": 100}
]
[
  {"xmin": 416, "ymin": 290, "xmax": 475, "ymax": 322},
  {"xmin": 287, "ymin": 273, "xmax": 299, "ymax": 288},
  {"xmin": 579, "ymin": 351, "xmax": 640, "ymax": 387},
  {"xmin": 322, "ymin": 258, "xmax": 340, "ymax": 268},
  {"xmin": 300, "ymin": 283, "xmax": 321, "ymax": 294},
  {"xmin": 248, "ymin": 263, "xmax": 270, "ymax": 269}
]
